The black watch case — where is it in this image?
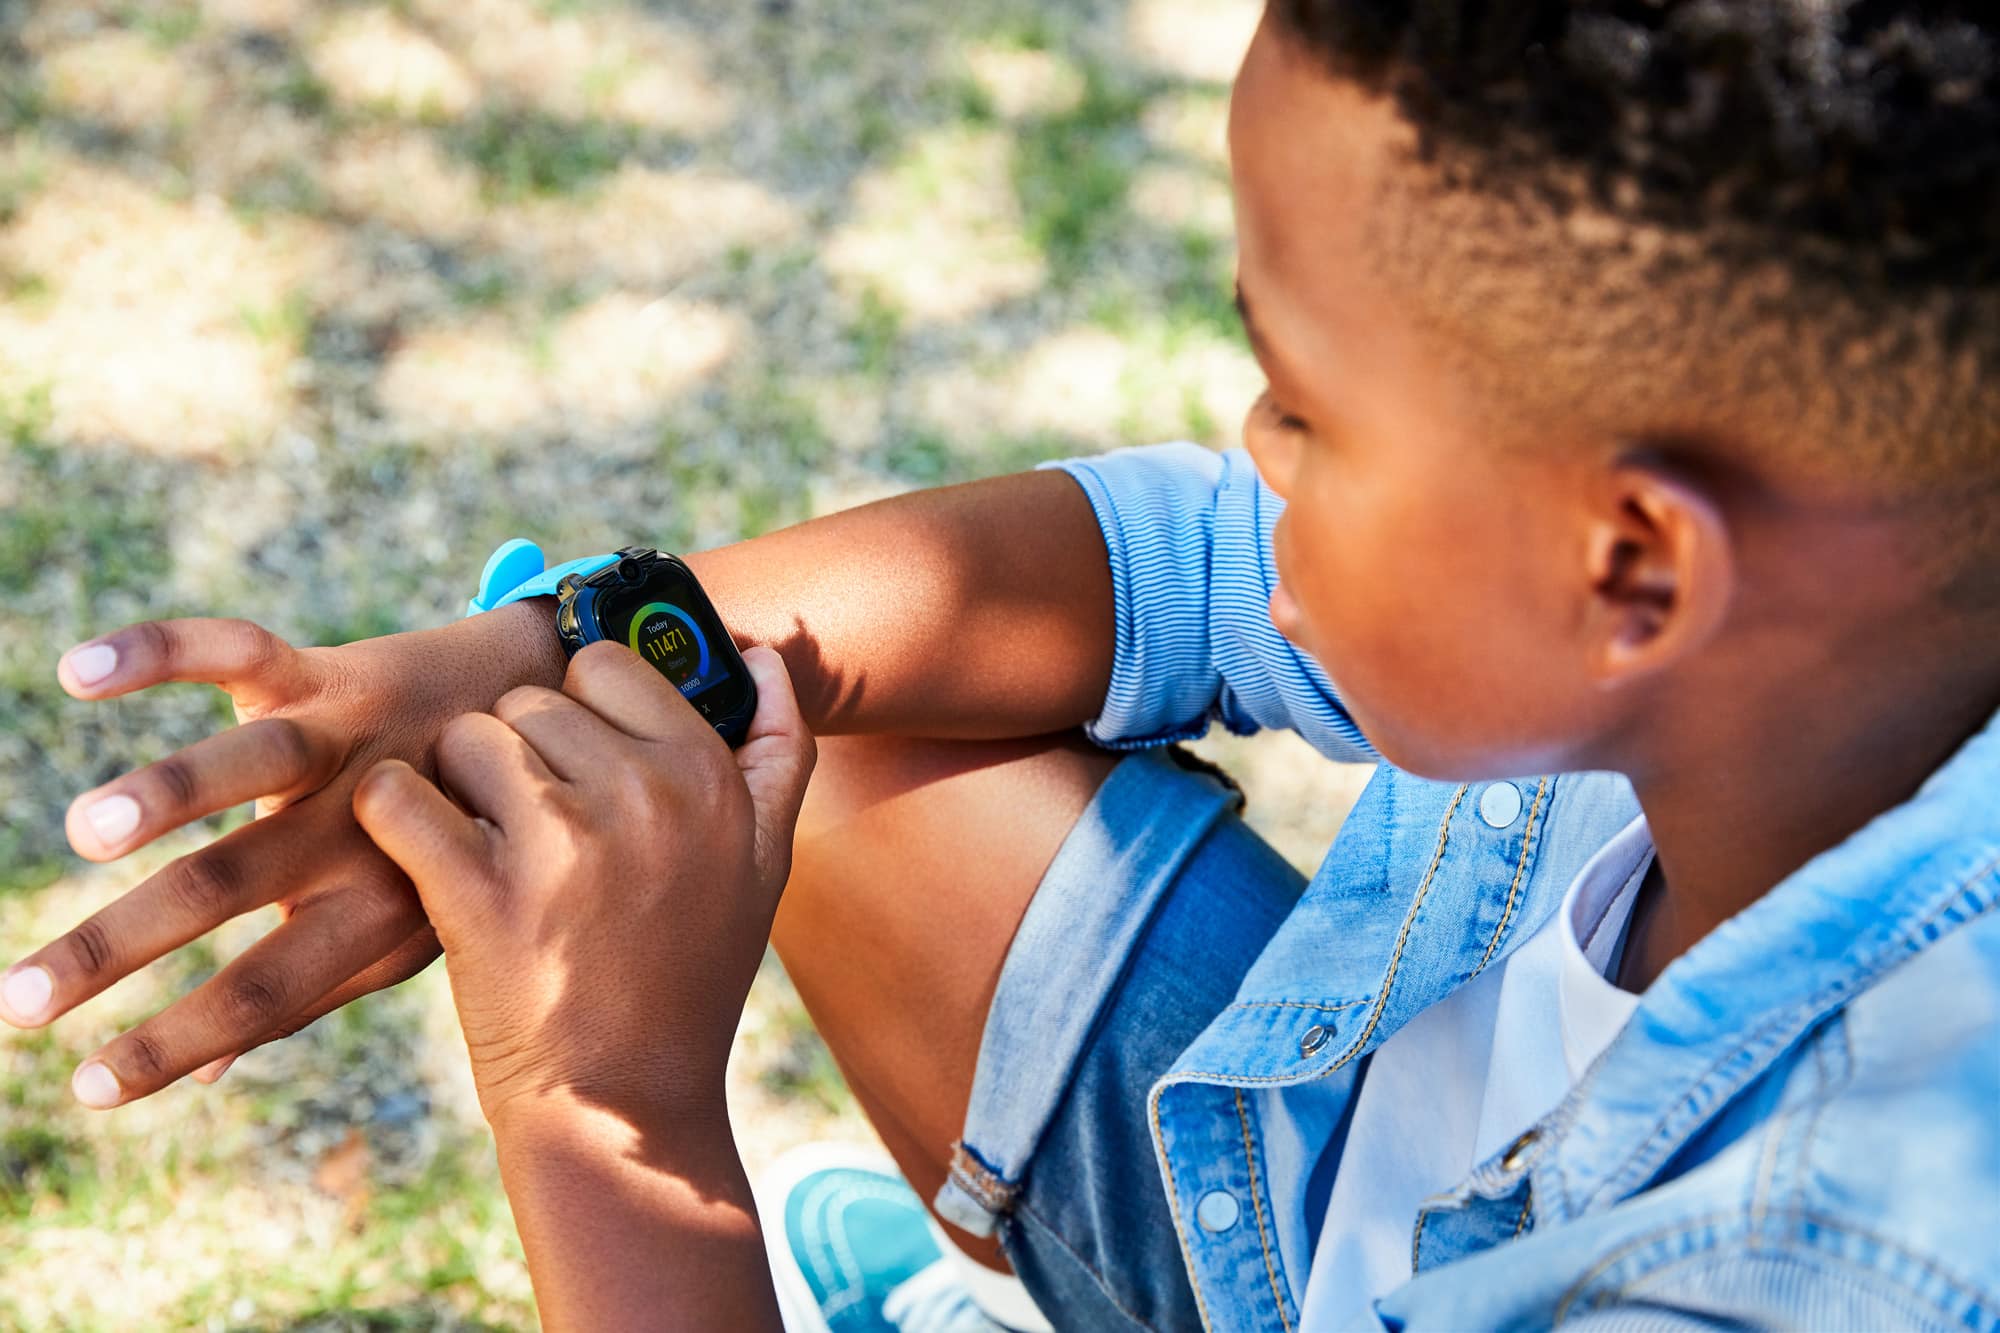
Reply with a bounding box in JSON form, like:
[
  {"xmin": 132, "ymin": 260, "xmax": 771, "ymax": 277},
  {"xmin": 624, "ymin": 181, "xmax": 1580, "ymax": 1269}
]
[{"xmin": 555, "ymin": 547, "xmax": 759, "ymax": 748}]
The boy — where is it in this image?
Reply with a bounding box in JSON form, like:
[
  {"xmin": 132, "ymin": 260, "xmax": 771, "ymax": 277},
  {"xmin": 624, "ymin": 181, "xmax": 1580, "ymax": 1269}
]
[{"xmin": 7, "ymin": 1, "xmax": 1998, "ymax": 1327}]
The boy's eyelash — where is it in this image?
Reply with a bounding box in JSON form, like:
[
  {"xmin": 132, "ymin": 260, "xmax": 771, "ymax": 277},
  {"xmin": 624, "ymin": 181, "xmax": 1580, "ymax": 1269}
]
[{"xmin": 1259, "ymin": 393, "xmax": 1309, "ymax": 434}]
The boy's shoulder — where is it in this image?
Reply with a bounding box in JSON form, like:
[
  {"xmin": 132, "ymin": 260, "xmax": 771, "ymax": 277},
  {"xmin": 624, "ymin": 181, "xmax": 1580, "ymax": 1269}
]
[
  {"xmin": 1586, "ymin": 844, "xmax": 2000, "ymax": 1325},
  {"xmin": 1383, "ymin": 906, "xmax": 2000, "ymax": 1331},
  {"xmin": 1787, "ymin": 899, "xmax": 2000, "ymax": 1278}
]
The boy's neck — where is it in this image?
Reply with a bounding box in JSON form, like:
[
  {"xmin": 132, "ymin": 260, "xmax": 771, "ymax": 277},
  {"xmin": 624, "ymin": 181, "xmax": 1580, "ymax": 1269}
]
[{"xmin": 1613, "ymin": 662, "xmax": 2000, "ymax": 994}]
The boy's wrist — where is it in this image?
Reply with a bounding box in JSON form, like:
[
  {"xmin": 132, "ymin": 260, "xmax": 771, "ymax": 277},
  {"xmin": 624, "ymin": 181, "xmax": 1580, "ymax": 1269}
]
[
  {"xmin": 459, "ymin": 595, "xmax": 570, "ymax": 692},
  {"xmin": 486, "ymin": 1081, "xmax": 736, "ymax": 1165}
]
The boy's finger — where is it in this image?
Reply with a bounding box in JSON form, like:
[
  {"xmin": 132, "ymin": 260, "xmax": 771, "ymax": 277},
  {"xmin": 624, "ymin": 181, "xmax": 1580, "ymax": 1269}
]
[
  {"xmin": 431, "ymin": 712, "xmax": 564, "ymax": 831},
  {"xmin": 65, "ymin": 875, "xmax": 418, "ymax": 1109},
  {"xmin": 733, "ymin": 646, "xmax": 817, "ymax": 883},
  {"xmin": 352, "ymin": 760, "xmax": 494, "ymax": 899},
  {"xmin": 561, "ymin": 641, "xmax": 709, "ymax": 745},
  {"xmin": 490, "ymin": 683, "xmax": 630, "ymax": 782},
  {"xmin": 1, "ymin": 811, "xmax": 320, "ymax": 1029},
  {"xmin": 65, "ymin": 716, "xmax": 344, "ymax": 861},
  {"xmin": 58, "ymin": 618, "xmax": 308, "ymax": 710},
  {"xmin": 194, "ymin": 923, "xmax": 442, "ymax": 1085}
]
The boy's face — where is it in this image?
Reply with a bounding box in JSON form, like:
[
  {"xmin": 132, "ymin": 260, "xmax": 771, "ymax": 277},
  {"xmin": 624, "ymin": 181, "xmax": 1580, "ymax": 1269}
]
[{"xmin": 1227, "ymin": 14, "xmax": 1623, "ymax": 780}]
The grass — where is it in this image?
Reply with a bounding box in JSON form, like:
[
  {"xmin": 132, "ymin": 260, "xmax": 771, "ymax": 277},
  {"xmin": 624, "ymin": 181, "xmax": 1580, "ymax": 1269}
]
[
  {"xmin": 447, "ymin": 110, "xmax": 648, "ymax": 202},
  {"xmin": 656, "ymin": 376, "xmax": 837, "ymax": 541},
  {"xmin": 0, "ymin": 1125, "xmax": 87, "ymax": 1217},
  {"xmin": 849, "ymin": 286, "xmax": 904, "ymax": 379},
  {"xmin": 267, "ymin": 60, "xmax": 334, "ymax": 119},
  {"xmin": 0, "ymin": 70, "xmax": 43, "ymax": 136},
  {"xmin": 0, "ymin": 402, "xmax": 172, "ymax": 604},
  {"xmin": 878, "ymin": 428, "xmax": 1080, "ymax": 487},
  {"xmin": 239, "ymin": 290, "xmax": 315, "ymax": 349},
  {"xmin": 1011, "ymin": 66, "xmax": 1150, "ymax": 282},
  {"xmin": 982, "ymin": 8, "xmax": 1061, "ymax": 53},
  {"xmin": 231, "ymin": 163, "xmax": 329, "ymax": 221},
  {"xmin": 0, "ymin": 947, "xmax": 537, "ymax": 1327},
  {"xmin": 119, "ymin": 1, "xmax": 202, "ymax": 49},
  {"xmin": 0, "ymin": 139, "xmax": 47, "ymax": 226},
  {"xmin": 448, "ymin": 266, "xmax": 517, "ymax": 310},
  {"xmin": 755, "ymin": 1009, "xmax": 854, "ymax": 1117},
  {"xmin": 1164, "ymin": 227, "xmax": 1242, "ymax": 345}
]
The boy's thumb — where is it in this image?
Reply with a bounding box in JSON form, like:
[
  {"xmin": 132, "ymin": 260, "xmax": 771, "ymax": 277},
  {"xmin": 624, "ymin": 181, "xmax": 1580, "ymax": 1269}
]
[
  {"xmin": 731, "ymin": 646, "xmax": 818, "ymax": 885},
  {"xmin": 352, "ymin": 759, "xmax": 495, "ymax": 927}
]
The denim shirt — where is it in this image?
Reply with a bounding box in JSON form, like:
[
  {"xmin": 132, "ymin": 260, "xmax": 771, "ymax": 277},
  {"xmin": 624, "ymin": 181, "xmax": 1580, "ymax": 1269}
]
[{"xmin": 1047, "ymin": 443, "xmax": 2000, "ymax": 1332}]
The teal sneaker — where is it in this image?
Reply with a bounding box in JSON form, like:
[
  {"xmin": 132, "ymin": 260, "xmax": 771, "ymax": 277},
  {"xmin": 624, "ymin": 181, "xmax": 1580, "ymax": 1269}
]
[{"xmin": 756, "ymin": 1145, "xmax": 1048, "ymax": 1333}]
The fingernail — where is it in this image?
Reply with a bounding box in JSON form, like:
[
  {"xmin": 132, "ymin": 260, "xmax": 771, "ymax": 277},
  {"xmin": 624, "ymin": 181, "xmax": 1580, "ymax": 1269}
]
[
  {"xmin": 1, "ymin": 965, "xmax": 52, "ymax": 1024},
  {"xmin": 72, "ymin": 1060, "xmax": 122, "ymax": 1109},
  {"xmin": 196, "ymin": 1054, "xmax": 236, "ymax": 1084},
  {"xmin": 84, "ymin": 794, "xmax": 141, "ymax": 848},
  {"xmin": 65, "ymin": 642, "xmax": 118, "ymax": 686}
]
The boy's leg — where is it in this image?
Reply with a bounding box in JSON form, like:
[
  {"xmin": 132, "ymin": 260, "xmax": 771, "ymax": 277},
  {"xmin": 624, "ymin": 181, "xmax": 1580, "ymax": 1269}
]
[
  {"xmin": 773, "ymin": 729, "xmax": 1307, "ymax": 1333},
  {"xmin": 772, "ymin": 730, "xmax": 1121, "ymax": 1270}
]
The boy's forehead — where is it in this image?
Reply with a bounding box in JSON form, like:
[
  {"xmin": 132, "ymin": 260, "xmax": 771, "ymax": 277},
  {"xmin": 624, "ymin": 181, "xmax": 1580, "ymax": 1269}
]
[
  {"xmin": 1228, "ymin": 16, "xmax": 1403, "ymax": 263},
  {"xmin": 1227, "ymin": 18, "xmax": 1443, "ymax": 400}
]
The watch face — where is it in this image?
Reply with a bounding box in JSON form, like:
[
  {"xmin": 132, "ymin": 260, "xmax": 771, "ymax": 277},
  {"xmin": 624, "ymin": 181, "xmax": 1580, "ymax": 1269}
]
[{"xmin": 589, "ymin": 559, "xmax": 754, "ymax": 725}]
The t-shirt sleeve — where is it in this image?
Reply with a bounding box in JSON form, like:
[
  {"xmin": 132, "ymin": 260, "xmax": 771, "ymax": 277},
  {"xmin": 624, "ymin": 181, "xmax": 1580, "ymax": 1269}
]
[{"xmin": 1042, "ymin": 441, "xmax": 1379, "ymax": 763}]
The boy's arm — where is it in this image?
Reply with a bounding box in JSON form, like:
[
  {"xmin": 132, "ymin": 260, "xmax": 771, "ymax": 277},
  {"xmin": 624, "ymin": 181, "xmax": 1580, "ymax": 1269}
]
[
  {"xmin": 5, "ymin": 470, "xmax": 1118, "ymax": 1105},
  {"xmin": 349, "ymin": 644, "xmax": 814, "ymax": 1331},
  {"xmin": 486, "ymin": 1100, "xmax": 782, "ymax": 1333},
  {"xmin": 14, "ymin": 441, "xmax": 1356, "ymax": 1106},
  {"xmin": 685, "ymin": 467, "xmax": 1116, "ymax": 737}
]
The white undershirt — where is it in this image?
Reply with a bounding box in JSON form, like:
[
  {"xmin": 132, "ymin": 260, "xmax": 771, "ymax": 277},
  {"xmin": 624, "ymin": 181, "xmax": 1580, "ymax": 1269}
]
[{"xmin": 1298, "ymin": 816, "xmax": 1654, "ymax": 1331}]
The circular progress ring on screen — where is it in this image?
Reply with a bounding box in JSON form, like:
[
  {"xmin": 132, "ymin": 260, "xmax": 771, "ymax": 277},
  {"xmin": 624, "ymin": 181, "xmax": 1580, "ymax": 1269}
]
[{"xmin": 626, "ymin": 601, "xmax": 713, "ymax": 695}]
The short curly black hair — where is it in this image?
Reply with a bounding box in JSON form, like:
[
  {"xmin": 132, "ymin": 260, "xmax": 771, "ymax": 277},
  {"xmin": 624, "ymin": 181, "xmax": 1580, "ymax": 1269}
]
[
  {"xmin": 1272, "ymin": 0, "xmax": 2000, "ymax": 290},
  {"xmin": 1268, "ymin": 0, "xmax": 1999, "ymax": 603}
]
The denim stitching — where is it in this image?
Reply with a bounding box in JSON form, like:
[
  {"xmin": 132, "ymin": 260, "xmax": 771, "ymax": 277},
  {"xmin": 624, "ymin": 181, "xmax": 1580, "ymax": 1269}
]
[
  {"xmin": 1747, "ymin": 1105, "xmax": 1786, "ymax": 1239},
  {"xmin": 1551, "ymin": 1208, "xmax": 1997, "ymax": 1328},
  {"xmin": 1148, "ymin": 1083, "xmax": 1219, "ymax": 1333},
  {"xmin": 1170, "ymin": 786, "xmax": 1471, "ymax": 1088},
  {"xmin": 1227, "ymin": 998, "xmax": 1369, "ymax": 1014},
  {"xmin": 1511, "ymin": 1181, "xmax": 1535, "ymax": 1239},
  {"xmin": 1234, "ymin": 1088, "xmax": 1296, "ymax": 1332},
  {"xmin": 1156, "ymin": 787, "xmax": 1463, "ymax": 1330},
  {"xmin": 1577, "ymin": 856, "xmax": 2000, "ymax": 1214},
  {"xmin": 1787, "ymin": 1012, "xmax": 1851, "ymax": 1221},
  {"xmin": 1009, "ymin": 1195, "xmax": 1162, "ymax": 1332},
  {"xmin": 1470, "ymin": 776, "xmax": 1551, "ymax": 979}
]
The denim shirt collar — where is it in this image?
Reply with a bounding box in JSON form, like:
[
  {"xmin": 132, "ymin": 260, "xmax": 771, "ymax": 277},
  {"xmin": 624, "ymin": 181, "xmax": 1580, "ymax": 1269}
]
[
  {"xmin": 1167, "ymin": 769, "xmax": 1644, "ymax": 1088},
  {"xmin": 1165, "ymin": 708, "xmax": 2000, "ymax": 1228},
  {"xmin": 1533, "ymin": 705, "xmax": 2000, "ymax": 1223}
]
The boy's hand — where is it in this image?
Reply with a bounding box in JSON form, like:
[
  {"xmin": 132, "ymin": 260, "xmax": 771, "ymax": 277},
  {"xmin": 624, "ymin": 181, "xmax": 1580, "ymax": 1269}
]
[
  {"xmin": 2, "ymin": 603, "xmax": 570, "ymax": 1106},
  {"xmin": 351, "ymin": 643, "xmax": 814, "ymax": 1132}
]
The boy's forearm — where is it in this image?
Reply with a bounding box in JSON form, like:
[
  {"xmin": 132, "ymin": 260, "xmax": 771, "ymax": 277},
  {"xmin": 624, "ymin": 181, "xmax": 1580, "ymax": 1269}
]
[
  {"xmin": 492, "ymin": 1099, "xmax": 782, "ymax": 1333},
  {"xmin": 686, "ymin": 469, "xmax": 1115, "ymax": 737}
]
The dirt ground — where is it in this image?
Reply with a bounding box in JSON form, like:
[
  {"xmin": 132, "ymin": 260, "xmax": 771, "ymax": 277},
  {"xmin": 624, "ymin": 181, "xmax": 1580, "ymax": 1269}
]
[{"xmin": 0, "ymin": 1, "xmax": 1369, "ymax": 1326}]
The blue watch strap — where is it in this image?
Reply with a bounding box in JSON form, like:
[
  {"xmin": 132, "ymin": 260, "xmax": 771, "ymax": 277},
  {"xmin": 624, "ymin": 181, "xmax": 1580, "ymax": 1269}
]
[{"xmin": 465, "ymin": 539, "xmax": 620, "ymax": 618}]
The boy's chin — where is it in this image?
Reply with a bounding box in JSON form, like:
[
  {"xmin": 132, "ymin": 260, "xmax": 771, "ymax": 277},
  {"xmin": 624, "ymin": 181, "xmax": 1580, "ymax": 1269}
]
[{"xmin": 1349, "ymin": 707, "xmax": 1556, "ymax": 784}]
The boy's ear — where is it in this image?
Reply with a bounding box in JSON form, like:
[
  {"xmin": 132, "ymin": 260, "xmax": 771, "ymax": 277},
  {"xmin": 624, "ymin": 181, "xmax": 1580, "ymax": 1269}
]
[{"xmin": 1582, "ymin": 458, "xmax": 1734, "ymax": 687}]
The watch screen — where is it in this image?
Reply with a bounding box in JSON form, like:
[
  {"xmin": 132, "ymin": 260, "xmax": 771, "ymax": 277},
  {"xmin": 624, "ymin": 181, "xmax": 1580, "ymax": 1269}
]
[
  {"xmin": 592, "ymin": 563, "xmax": 752, "ymax": 720},
  {"xmin": 629, "ymin": 601, "xmax": 715, "ymax": 695}
]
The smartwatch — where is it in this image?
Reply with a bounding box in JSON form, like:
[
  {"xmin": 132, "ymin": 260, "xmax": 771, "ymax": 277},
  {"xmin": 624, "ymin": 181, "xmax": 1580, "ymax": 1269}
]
[{"xmin": 467, "ymin": 539, "xmax": 760, "ymax": 748}]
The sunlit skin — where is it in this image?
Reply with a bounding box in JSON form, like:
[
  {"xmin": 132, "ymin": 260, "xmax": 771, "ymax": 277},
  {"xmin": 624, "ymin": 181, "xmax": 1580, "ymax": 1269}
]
[{"xmin": 1229, "ymin": 13, "xmax": 2000, "ymax": 990}]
